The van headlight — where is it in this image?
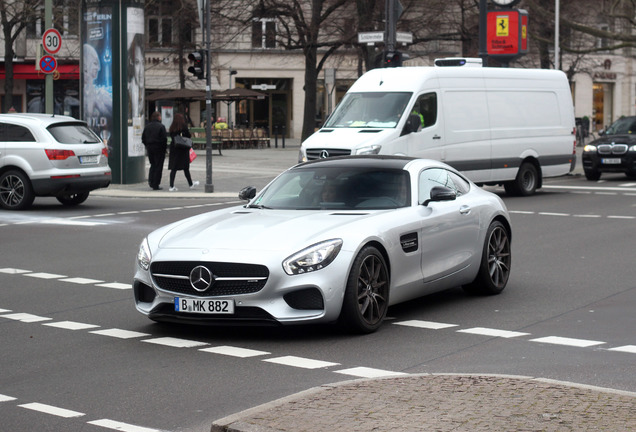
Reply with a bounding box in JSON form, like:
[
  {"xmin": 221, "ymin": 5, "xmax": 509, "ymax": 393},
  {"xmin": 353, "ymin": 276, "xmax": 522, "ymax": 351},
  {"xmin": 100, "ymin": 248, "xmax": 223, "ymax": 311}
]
[
  {"xmin": 355, "ymin": 145, "xmax": 382, "ymax": 155},
  {"xmin": 298, "ymin": 150, "xmax": 307, "ymax": 163},
  {"xmin": 137, "ymin": 238, "xmax": 152, "ymax": 271},
  {"xmin": 283, "ymin": 239, "xmax": 343, "ymax": 275}
]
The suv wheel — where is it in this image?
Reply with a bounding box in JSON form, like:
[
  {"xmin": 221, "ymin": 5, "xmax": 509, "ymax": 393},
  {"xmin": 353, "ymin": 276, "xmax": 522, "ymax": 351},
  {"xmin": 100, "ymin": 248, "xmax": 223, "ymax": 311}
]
[
  {"xmin": 0, "ymin": 170, "xmax": 35, "ymax": 210},
  {"xmin": 584, "ymin": 168, "xmax": 601, "ymax": 181},
  {"xmin": 56, "ymin": 192, "xmax": 90, "ymax": 206}
]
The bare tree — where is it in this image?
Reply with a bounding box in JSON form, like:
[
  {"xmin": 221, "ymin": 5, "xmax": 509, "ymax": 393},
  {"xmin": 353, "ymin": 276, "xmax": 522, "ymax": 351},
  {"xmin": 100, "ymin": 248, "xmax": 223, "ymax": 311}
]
[{"xmin": 0, "ymin": 0, "xmax": 41, "ymax": 112}]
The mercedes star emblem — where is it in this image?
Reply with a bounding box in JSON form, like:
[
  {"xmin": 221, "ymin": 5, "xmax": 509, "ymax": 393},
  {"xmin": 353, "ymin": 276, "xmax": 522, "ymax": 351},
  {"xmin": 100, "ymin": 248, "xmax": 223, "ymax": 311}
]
[
  {"xmin": 320, "ymin": 150, "xmax": 330, "ymax": 158},
  {"xmin": 190, "ymin": 266, "xmax": 214, "ymax": 292}
]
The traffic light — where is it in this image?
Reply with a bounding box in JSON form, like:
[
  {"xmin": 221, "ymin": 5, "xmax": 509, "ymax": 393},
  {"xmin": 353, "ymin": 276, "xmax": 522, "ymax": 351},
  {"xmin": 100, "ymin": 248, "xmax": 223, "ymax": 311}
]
[
  {"xmin": 187, "ymin": 50, "xmax": 205, "ymax": 79},
  {"xmin": 384, "ymin": 51, "xmax": 403, "ymax": 67}
]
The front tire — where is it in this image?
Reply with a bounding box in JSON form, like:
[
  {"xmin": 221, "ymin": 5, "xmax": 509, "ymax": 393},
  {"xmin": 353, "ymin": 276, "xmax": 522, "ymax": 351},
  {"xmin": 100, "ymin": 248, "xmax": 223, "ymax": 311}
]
[
  {"xmin": 584, "ymin": 169, "xmax": 601, "ymax": 181},
  {"xmin": 340, "ymin": 246, "xmax": 389, "ymax": 334},
  {"xmin": 0, "ymin": 170, "xmax": 35, "ymax": 210},
  {"xmin": 463, "ymin": 221, "xmax": 511, "ymax": 295},
  {"xmin": 56, "ymin": 192, "xmax": 90, "ymax": 206},
  {"xmin": 504, "ymin": 162, "xmax": 538, "ymax": 196}
]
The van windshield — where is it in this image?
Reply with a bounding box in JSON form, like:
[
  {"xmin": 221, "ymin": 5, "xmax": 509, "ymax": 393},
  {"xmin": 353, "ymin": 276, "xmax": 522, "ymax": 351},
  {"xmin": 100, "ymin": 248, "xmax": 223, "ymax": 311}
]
[{"xmin": 324, "ymin": 92, "xmax": 412, "ymax": 129}]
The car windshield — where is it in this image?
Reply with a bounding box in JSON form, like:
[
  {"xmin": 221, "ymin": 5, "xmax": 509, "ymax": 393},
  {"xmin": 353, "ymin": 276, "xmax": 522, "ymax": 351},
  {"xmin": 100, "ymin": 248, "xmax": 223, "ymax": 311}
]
[
  {"xmin": 323, "ymin": 92, "xmax": 412, "ymax": 129},
  {"xmin": 604, "ymin": 117, "xmax": 636, "ymax": 135},
  {"xmin": 48, "ymin": 122, "xmax": 102, "ymax": 144},
  {"xmin": 251, "ymin": 165, "xmax": 411, "ymax": 210}
]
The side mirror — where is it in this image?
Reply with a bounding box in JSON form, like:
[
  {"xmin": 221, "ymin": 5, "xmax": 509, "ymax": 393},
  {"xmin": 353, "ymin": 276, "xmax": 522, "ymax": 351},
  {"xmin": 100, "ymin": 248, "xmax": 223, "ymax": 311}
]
[
  {"xmin": 238, "ymin": 186, "xmax": 256, "ymax": 201},
  {"xmin": 423, "ymin": 186, "xmax": 456, "ymax": 206},
  {"xmin": 401, "ymin": 114, "xmax": 422, "ymax": 136}
]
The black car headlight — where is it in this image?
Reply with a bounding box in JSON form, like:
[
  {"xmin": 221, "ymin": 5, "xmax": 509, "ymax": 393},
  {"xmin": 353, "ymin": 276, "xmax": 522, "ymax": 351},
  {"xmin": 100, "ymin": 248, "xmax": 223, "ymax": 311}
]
[
  {"xmin": 283, "ymin": 239, "xmax": 343, "ymax": 275},
  {"xmin": 583, "ymin": 144, "xmax": 597, "ymax": 152},
  {"xmin": 137, "ymin": 238, "xmax": 152, "ymax": 271}
]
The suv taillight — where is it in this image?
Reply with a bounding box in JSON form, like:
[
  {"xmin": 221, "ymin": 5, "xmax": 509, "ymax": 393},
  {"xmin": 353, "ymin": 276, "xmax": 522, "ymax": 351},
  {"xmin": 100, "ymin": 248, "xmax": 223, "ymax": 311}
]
[
  {"xmin": 45, "ymin": 149, "xmax": 76, "ymax": 160},
  {"xmin": 102, "ymin": 145, "xmax": 109, "ymax": 158}
]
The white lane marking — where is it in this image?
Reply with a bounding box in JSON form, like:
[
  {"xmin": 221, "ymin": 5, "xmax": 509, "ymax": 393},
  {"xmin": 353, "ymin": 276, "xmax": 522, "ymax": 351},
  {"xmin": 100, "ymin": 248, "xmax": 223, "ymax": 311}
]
[
  {"xmin": 0, "ymin": 313, "xmax": 52, "ymax": 323},
  {"xmin": 96, "ymin": 282, "xmax": 132, "ymax": 290},
  {"xmin": 457, "ymin": 327, "xmax": 530, "ymax": 338},
  {"xmin": 0, "ymin": 394, "xmax": 17, "ymax": 402},
  {"xmin": 572, "ymin": 214, "xmax": 602, "ymax": 218},
  {"xmin": 117, "ymin": 211, "xmax": 139, "ymax": 215},
  {"xmin": 508, "ymin": 210, "xmax": 535, "ymax": 215},
  {"xmin": 607, "ymin": 215, "xmax": 636, "ymax": 220},
  {"xmin": 335, "ymin": 367, "xmax": 407, "ymax": 378},
  {"xmin": 0, "ymin": 308, "xmax": 12, "ymax": 313},
  {"xmin": 0, "ymin": 268, "xmax": 31, "ymax": 274},
  {"xmin": 394, "ymin": 320, "xmax": 458, "ymax": 330},
  {"xmin": 200, "ymin": 346, "xmax": 270, "ymax": 358},
  {"xmin": 263, "ymin": 356, "xmax": 339, "ymax": 369},
  {"xmin": 538, "ymin": 212, "xmax": 570, "ymax": 217},
  {"xmin": 141, "ymin": 337, "xmax": 208, "ymax": 348},
  {"xmin": 542, "ymin": 185, "xmax": 636, "ymax": 192},
  {"xmin": 23, "ymin": 272, "xmax": 66, "ymax": 279},
  {"xmin": 608, "ymin": 345, "xmax": 636, "ymax": 354},
  {"xmin": 93, "ymin": 213, "xmax": 116, "ymax": 217},
  {"xmin": 19, "ymin": 402, "xmax": 84, "ymax": 418},
  {"xmin": 87, "ymin": 419, "xmax": 161, "ymax": 432},
  {"xmin": 530, "ymin": 336, "xmax": 605, "ymax": 348},
  {"xmin": 140, "ymin": 209, "xmax": 161, "ymax": 213},
  {"xmin": 43, "ymin": 321, "xmax": 100, "ymax": 330},
  {"xmin": 90, "ymin": 328, "xmax": 150, "ymax": 339},
  {"xmin": 60, "ymin": 277, "xmax": 105, "ymax": 285},
  {"xmin": 40, "ymin": 218, "xmax": 108, "ymax": 226}
]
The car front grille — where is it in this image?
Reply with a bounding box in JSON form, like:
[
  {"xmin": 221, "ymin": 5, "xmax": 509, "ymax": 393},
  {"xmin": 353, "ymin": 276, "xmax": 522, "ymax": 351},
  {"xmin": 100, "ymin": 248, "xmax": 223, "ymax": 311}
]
[
  {"xmin": 306, "ymin": 148, "xmax": 352, "ymax": 160},
  {"xmin": 150, "ymin": 261, "xmax": 269, "ymax": 297},
  {"xmin": 598, "ymin": 144, "xmax": 628, "ymax": 155}
]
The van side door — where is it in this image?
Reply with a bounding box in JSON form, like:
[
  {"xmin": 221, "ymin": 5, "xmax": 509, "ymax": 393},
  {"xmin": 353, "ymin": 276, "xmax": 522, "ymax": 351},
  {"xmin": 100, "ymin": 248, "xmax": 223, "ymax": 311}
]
[{"xmin": 404, "ymin": 91, "xmax": 444, "ymax": 160}]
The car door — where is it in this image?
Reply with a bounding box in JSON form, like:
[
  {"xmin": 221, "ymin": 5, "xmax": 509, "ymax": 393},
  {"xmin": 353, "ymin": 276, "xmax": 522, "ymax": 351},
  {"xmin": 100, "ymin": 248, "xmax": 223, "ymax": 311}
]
[
  {"xmin": 417, "ymin": 167, "xmax": 480, "ymax": 286},
  {"xmin": 0, "ymin": 123, "xmax": 6, "ymax": 168}
]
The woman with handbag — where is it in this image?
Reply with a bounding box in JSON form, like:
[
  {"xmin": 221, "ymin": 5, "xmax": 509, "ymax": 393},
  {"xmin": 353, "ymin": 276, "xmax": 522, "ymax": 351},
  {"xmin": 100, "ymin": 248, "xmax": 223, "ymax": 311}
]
[{"xmin": 168, "ymin": 113, "xmax": 199, "ymax": 191}]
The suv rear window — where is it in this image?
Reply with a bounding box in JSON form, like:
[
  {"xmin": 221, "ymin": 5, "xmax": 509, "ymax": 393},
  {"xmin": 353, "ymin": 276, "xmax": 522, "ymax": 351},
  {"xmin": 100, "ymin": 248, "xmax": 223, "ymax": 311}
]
[
  {"xmin": 0, "ymin": 123, "xmax": 36, "ymax": 142},
  {"xmin": 48, "ymin": 122, "xmax": 102, "ymax": 144}
]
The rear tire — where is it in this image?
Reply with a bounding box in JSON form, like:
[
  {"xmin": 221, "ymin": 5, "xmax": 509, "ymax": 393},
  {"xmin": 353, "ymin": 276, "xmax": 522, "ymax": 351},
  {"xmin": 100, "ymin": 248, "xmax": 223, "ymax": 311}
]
[
  {"xmin": 339, "ymin": 246, "xmax": 389, "ymax": 334},
  {"xmin": 504, "ymin": 162, "xmax": 538, "ymax": 196},
  {"xmin": 463, "ymin": 221, "xmax": 511, "ymax": 296},
  {"xmin": 0, "ymin": 170, "xmax": 35, "ymax": 210},
  {"xmin": 56, "ymin": 192, "xmax": 90, "ymax": 206}
]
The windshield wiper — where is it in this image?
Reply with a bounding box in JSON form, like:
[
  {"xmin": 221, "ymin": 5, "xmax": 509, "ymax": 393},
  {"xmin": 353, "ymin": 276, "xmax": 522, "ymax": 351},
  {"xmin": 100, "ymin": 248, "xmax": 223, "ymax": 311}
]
[{"xmin": 247, "ymin": 204, "xmax": 272, "ymax": 209}]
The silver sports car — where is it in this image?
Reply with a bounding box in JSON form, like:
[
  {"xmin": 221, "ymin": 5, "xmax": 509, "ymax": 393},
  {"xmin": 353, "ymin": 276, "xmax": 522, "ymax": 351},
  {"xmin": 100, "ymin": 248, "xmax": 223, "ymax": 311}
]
[{"xmin": 134, "ymin": 156, "xmax": 511, "ymax": 333}]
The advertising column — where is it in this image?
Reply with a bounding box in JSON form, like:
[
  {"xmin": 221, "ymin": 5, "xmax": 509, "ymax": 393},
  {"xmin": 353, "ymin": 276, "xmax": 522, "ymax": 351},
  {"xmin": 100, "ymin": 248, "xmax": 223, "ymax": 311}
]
[{"xmin": 81, "ymin": 0, "xmax": 145, "ymax": 184}]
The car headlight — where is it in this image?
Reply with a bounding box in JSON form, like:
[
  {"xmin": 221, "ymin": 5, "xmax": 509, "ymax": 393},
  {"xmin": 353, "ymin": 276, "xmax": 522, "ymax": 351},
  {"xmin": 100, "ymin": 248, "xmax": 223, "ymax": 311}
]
[
  {"xmin": 629, "ymin": 145, "xmax": 636, "ymax": 152},
  {"xmin": 298, "ymin": 150, "xmax": 307, "ymax": 163},
  {"xmin": 355, "ymin": 145, "xmax": 382, "ymax": 155},
  {"xmin": 282, "ymin": 239, "xmax": 343, "ymax": 275},
  {"xmin": 137, "ymin": 238, "xmax": 152, "ymax": 271},
  {"xmin": 583, "ymin": 144, "xmax": 597, "ymax": 152}
]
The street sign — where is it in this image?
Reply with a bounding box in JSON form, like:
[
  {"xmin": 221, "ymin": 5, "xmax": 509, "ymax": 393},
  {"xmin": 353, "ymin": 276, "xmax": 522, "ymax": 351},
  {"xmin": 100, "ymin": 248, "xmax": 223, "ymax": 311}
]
[
  {"xmin": 42, "ymin": 28, "xmax": 62, "ymax": 55},
  {"xmin": 396, "ymin": 32, "xmax": 413, "ymax": 44},
  {"xmin": 358, "ymin": 32, "xmax": 385, "ymax": 44},
  {"xmin": 39, "ymin": 55, "xmax": 58, "ymax": 74}
]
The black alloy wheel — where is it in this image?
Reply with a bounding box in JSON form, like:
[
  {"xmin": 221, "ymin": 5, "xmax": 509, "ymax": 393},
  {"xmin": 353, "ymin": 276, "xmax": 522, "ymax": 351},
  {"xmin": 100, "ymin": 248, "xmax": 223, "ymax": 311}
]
[{"xmin": 464, "ymin": 220, "xmax": 511, "ymax": 295}]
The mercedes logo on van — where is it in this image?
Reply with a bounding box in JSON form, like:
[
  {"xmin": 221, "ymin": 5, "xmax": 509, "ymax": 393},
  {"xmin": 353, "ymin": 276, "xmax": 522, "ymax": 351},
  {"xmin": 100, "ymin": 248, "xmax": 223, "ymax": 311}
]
[
  {"xmin": 320, "ymin": 150, "xmax": 330, "ymax": 158},
  {"xmin": 190, "ymin": 266, "xmax": 214, "ymax": 292}
]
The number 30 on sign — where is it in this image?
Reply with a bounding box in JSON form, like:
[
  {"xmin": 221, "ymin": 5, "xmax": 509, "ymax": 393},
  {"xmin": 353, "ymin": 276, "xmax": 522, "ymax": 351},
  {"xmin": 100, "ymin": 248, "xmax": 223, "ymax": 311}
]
[{"xmin": 42, "ymin": 28, "xmax": 62, "ymax": 55}]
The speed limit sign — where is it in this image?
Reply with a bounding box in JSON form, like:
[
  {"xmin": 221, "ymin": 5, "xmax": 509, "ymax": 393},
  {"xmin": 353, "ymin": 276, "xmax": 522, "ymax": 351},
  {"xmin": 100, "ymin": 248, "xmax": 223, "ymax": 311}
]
[{"xmin": 42, "ymin": 28, "xmax": 62, "ymax": 55}]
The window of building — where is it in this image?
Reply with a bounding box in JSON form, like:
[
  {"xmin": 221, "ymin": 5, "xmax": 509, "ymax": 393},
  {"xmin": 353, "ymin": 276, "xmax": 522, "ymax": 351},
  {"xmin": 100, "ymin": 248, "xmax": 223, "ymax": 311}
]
[
  {"xmin": 26, "ymin": 0, "xmax": 78, "ymax": 38},
  {"xmin": 597, "ymin": 24, "xmax": 610, "ymax": 51},
  {"xmin": 252, "ymin": 18, "xmax": 276, "ymax": 49}
]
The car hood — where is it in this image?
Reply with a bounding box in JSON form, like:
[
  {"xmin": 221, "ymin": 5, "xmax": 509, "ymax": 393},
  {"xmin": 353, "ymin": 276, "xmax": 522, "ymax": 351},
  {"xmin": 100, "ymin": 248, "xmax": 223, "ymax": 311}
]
[
  {"xmin": 303, "ymin": 128, "xmax": 393, "ymax": 150},
  {"xmin": 156, "ymin": 207, "xmax": 375, "ymax": 252},
  {"xmin": 590, "ymin": 134, "xmax": 636, "ymax": 145}
]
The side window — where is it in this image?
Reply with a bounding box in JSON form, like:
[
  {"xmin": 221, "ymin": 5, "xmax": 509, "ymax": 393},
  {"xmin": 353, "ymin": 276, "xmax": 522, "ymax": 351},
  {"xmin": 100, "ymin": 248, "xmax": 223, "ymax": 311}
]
[
  {"xmin": 0, "ymin": 123, "xmax": 36, "ymax": 142},
  {"xmin": 412, "ymin": 92, "xmax": 437, "ymax": 129},
  {"xmin": 418, "ymin": 168, "xmax": 467, "ymax": 203}
]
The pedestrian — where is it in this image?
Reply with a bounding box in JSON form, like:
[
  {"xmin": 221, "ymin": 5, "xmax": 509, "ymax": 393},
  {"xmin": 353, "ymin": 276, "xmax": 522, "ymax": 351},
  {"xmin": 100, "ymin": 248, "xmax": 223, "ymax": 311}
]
[
  {"xmin": 141, "ymin": 110, "xmax": 167, "ymax": 190},
  {"xmin": 168, "ymin": 113, "xmax": 199, "ymax": 192}
]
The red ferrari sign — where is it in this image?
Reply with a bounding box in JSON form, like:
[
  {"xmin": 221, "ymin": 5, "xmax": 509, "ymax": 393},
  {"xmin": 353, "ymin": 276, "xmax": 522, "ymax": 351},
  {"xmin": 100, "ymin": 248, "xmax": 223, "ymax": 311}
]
[{"xmin": 487, "ymin": 9, "xmax": 528, "ymax": 58}]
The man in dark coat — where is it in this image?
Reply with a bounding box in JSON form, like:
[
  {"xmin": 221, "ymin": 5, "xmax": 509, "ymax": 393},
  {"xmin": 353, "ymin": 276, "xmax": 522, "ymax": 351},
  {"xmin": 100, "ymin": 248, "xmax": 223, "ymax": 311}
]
[{"xmin": 141, "ymin": 111, "xmax": 168, "ymax": 190}]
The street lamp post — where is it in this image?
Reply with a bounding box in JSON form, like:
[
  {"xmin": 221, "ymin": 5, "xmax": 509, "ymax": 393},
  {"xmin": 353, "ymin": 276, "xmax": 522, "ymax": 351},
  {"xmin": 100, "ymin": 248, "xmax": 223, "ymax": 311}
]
[{"xmin": 204, "ymin": 0, "xmax": 214, "ymax": 192}]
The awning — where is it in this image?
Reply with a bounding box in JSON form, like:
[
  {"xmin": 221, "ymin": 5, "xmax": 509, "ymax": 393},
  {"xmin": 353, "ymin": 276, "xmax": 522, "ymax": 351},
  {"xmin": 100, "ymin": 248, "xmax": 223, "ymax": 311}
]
[{"xmin": 0, "ymin": 63, "xmax": 80, "ymax": 80}]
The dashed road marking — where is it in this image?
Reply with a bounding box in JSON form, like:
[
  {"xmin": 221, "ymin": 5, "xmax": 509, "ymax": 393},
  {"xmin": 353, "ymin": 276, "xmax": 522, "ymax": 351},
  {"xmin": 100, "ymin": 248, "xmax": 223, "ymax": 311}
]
[
  {"xmin": 24, "ymin": 272, "xmax": 66, "ymax": 279},
  {"xmin": 60, "ymin": 277, "xmax": 105, "ymax": 285},
  {"xmin": 457, "ymin": 327, "xmax": 530, "ymax": 338},
  {"xmin": 0, "ymin": 394, "xmax": 17, "ymax": 402},
  {"xmin": 335, "ymin": 367, "xmax": 408, "ymax": 378},
  {"xmin": 87, "ymin": 419, "xmax": 161, "ymax": 432},
  {"xmin": 90, "ymin": 328, "xmax": 150, "ymax": 339},
  {"xmin": 96, "ymin": 282, "xmax": 132, "ymax": 290},
  {"xmin": 609, "ymin": 345, "xmax": 636, "ymax": 354},
  {"xmin": 263, "ymin": 356, "xmax": 339, "ymax": 369},
  {"xmin": 141, "ymin": 337, "xmax": 208, "ymax": 348},
  {"xmin": 394, "ymin": 320, "xmax": 458, "ymax": 330},
  {"xmin": 200, "ymin": 346, "xmax": 270, "ymax": 358},
  {"xmin": 43, "ymin": 321, "xmax": 100, "ymax": 331},
  {"xmin": 0, "ymin": 268, "xmax": 31, "ymax": 274},
  {"xmin": 530, "ymin": 336, "xmax": 605, "ymax": 348},
  {"xmin": 19, "ymin": 402, "xmax": 84, "ymax": 418},
  {"xmin": 1, "ymin": 312, "xmax": 51, "ymax": 323}
]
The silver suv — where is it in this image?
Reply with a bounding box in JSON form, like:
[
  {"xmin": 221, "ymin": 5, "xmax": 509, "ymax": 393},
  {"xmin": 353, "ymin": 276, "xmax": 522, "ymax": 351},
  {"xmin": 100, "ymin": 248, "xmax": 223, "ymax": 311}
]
[{"xmin": 0, "ymin": 113, "xmax": 111, "ymax": 210}]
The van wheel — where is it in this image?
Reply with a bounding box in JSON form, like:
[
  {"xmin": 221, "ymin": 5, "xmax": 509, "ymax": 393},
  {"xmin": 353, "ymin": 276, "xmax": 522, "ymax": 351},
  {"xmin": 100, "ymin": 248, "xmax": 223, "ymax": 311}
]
[
  {"xmin": 504, "ymin": 163, "xmax": 538, "ymax": 196},
  {"xmin": 0, "ymin": 170, "xmax": 35, "ymax": 210},
  {"xmin": 56, "ymin": 192, "xmax": 90, "ymax": 206}
]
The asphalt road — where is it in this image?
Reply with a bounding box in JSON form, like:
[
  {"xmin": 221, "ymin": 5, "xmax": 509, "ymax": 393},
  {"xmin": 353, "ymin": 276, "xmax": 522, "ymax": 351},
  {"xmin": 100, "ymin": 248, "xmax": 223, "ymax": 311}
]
[{"xmin": 1, "ymin": 156, "xmax": 635, "ymax": 432}]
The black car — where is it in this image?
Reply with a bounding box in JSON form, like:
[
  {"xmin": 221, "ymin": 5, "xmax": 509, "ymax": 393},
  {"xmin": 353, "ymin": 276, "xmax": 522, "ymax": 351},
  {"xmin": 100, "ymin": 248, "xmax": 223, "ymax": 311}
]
[{"xmin": 582, "ymin": 116, "xmax": 636, "ymax": 180}]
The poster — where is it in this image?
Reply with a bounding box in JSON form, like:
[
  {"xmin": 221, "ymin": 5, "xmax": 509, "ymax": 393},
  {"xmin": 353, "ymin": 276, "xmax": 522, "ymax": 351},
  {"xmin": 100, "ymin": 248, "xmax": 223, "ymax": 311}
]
[
  {"xmin": 82, "ymin": 5, "xmax": 113, "ymax": 145},
  {"xmin": 127, "ymin": 6, "xmax": 145, "ymax": 157}
]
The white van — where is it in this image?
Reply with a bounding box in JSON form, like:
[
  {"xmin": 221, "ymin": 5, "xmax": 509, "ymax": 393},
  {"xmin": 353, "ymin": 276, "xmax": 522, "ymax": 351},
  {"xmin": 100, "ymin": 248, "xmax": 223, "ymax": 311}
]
[{"xmin": 299, "ymin": 59, "xmax": 576, "ymax": 196}]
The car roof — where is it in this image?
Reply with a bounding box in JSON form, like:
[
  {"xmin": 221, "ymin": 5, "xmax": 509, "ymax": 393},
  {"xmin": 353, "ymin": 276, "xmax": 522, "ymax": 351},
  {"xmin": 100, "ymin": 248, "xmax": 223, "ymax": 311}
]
[
  {"xmin": 296, "ymin": 155, "xmax": 414, "ymax": 171},
  {"xmin": 0, "ymin": 113, "xmax": 82, "ymax": 128}
]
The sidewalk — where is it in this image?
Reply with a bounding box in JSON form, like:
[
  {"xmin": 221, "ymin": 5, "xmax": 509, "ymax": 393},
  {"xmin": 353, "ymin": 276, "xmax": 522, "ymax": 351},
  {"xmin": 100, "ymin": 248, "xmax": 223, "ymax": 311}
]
[
  {"xmin": 211, "ymin": 374, "xmax": 636, "ymax": 432},
  {"xmin": 92, "ymin": 139, "xmax": 302, "ymax": 199}
]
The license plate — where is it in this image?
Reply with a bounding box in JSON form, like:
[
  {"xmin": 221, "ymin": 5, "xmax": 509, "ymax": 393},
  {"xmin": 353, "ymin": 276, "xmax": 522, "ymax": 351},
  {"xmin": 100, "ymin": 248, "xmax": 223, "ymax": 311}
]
[
  {"xmin": 174, "ymin": 297, "xmax": 234, "ymax": 314},
  {"xmin": 79, "ymin": 155, "xmax": 98, "ymax": 164},
  {"xmin": 601, "ymin": 158, "xmax": 621, "ymax": 165}
]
